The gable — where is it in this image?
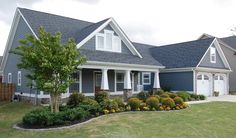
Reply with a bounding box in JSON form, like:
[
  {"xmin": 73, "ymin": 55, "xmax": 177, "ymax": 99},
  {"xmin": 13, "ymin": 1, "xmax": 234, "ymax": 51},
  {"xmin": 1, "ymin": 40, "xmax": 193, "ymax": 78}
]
[
  {"xmin": 198, "ymin": 44, "xmax": 227, "ymax": 69},
  {"xmin": 197, "ymin": 38, "xmax": 231, "ymax": 70},
  {"xmin": 76, "ymin": 18, "xmax": 142, "ymax": 58},
  {"xmin": 79, "ymin": 24, "xmax": 132, "ymax": 55}
]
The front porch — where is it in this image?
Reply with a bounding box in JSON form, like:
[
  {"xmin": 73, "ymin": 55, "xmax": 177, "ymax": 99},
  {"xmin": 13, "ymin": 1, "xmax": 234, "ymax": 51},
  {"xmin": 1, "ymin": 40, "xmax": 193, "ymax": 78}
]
[{"xmin": 69, "ymin": 66, "xmax": 161, "ymax": 97}]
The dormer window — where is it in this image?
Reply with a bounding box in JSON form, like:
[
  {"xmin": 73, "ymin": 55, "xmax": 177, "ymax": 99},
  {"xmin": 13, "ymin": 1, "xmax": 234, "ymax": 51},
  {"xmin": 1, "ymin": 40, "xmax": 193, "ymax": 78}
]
[
  {"xmin": 210, "ymin": 47, "xmax": 216, "ymax": 63},
  {"xmin": 96, "ymin": 30, "xmax": 121, "ymax": 52}
]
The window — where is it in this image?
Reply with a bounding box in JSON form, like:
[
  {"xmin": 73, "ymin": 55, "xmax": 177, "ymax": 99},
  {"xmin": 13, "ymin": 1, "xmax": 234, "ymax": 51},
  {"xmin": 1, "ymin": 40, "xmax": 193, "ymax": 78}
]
[
  {"xmin": 96, "ymin": 29, "xmax": 121, "ymax": 52},
  {"xmin": 8, "ymin": 73, "xmax": 12, "ymax": 83},
  {"xmin": 116, "ymin": 72, "xmax": 124, "ymax": 91},
  {"xmin": 17, "ymin": 71, "xmax": 21, "ymax": 86},
  {"xmin": 210, "ymin": 47, "xmax": 216, "ymax": 63},
  {"xmin": 197, "ymin": 75, "xmax": 202, "ymax": 80},
  {"xmin": 142, "ymin": 72, "xmax": 151, "ymax": 85},
  {"xmin": 204, "ymin": 75, "xmax": 209, "ymax": 80}
]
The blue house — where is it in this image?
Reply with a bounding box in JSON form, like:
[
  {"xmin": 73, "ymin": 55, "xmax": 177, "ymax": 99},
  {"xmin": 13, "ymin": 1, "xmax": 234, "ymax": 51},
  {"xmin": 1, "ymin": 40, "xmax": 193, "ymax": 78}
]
[{"xmin": 0, "ymin": 8, "xmax": 231, "ymax": 102}]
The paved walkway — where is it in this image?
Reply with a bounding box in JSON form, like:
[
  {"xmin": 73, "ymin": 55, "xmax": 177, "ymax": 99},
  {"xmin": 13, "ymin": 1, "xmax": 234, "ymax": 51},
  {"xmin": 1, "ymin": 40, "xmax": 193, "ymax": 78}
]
[{"xmin": 187, "ymin": 95, "xmax": 236, "ymax": 104}]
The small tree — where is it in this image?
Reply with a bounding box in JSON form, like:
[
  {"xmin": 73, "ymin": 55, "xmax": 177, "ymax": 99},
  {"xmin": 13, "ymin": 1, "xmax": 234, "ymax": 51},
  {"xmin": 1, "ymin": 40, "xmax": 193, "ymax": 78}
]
[{"xmin": 10, "ymin": 27, "xmax": 86, "ymax": 113}]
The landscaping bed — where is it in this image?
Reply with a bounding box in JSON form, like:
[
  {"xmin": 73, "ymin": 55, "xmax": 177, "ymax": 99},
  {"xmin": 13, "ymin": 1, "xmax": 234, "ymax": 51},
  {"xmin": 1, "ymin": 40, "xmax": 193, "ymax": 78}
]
[{"xmin": 18, "ymin": 90, "xmax": 205, "ymax": 129}]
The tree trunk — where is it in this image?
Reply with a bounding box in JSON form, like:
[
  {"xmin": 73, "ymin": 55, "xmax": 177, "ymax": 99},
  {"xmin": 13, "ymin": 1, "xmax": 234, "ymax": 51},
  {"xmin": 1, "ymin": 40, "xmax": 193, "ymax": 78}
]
[{"xmin": 50, "ymin": 93, "xmax": 60, "ymax": 113}]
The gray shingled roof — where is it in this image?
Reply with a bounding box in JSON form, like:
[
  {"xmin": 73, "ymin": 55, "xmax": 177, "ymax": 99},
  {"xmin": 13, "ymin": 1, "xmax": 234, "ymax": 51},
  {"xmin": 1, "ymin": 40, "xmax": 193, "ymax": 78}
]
[
  {"xmin": 150, "ymin": 38, "xmax": 215, "ymax": 68},
  {"xmin": 79, "ymin": 42, "xmax": 163, "ymax": 66},
  {"xmin": 221, "ymin": 36, "xmax": 236, "ymax": 50},
  {"xmin": 19, "ymin": 8, "xmax": 93, "ymax": 43},
  {"xmin": 19, "ymin": 8, "xmax": 163, "ymax": 67}
]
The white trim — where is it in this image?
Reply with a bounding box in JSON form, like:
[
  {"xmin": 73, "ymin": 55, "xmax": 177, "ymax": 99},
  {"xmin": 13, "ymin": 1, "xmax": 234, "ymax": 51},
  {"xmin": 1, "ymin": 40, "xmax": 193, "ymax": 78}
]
[
  {"xmin": 196, "ymin": 38, "xmax": 231, "ymax": 71},
  {"xmin": 1, "ymin": 10, "xmax": 20, "ymax": 73},
  {"xmin": 1, "ymin": 8, "xmax": 39, "ymax": 73},
  {"xmin": 193, "ymin": 70, "xmax": 196, "ymax": 94},
  {"xmin": 196, "ymin": 39, "xmax": 215, "ymax": 67},
  {"xmin": 142, "ymin": 72, "xmax": 151, "ymax": 85},
  {"xmin": 17, "ymin": 71, "xmax": 21, "ymax": 86},
  {"xmin": 114, "ymin": 70, "xmax": 117, "ymax": 92},
  {"xmin": 79, "ymin": 70, "xmax": 82, "ymax": 93},
  {"xmin": 160, "ymin": 67, "xmax": 194, "ymax": 73},
  {"xmin": 79, "ymin": 61, "xmax": 165, "ymax": 72},
  {"xmin": 214, "ymin": 39, "xmax": 232, "ymax": 71},
  {"xmin": 7, "ymin": 73, "xmax": 12, "ymax": 83},
  {"xmin": 17, "ymin": 8, "xmax": 38, "ymax": 39},
  {"xmin": 210, "ymin": 47, "xmax": 216, "ymax": 63},
  {"xmin": 196, "ymin": 67, "xmax": 231, "ymax": 73},
  {"xmin": 76, "ymin": 18, "xmax": 143, "ymax": 58}
]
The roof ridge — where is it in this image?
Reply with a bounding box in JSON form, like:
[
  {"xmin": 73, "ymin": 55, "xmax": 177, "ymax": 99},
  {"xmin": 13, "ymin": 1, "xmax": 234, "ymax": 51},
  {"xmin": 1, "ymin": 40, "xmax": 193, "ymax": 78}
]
[
  {"xmin": 18, "ymin": 7, "xmax": 94, "ymax": 24},
  {"xmin": 151, "ymin": 37, "xmax": 215, "ymax": 49}
]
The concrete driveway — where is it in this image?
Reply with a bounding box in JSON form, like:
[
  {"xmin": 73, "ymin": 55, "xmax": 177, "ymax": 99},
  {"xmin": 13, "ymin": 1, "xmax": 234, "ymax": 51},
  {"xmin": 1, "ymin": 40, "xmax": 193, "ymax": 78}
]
[{"xmin": 188, "ymin": 95, "xmax": 236, "ymax": 104}]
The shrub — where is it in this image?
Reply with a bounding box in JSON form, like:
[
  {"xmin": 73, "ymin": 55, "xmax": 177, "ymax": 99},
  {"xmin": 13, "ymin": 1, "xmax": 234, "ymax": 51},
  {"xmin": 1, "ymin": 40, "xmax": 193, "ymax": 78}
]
[
  {"xmin": 199, "ymin": 94, "xmax": 206, "ymax": 100},
  {"xmin": 127, "ymin": 98, "xmax": 141, "ymax": 110},
  {"xmin": 100, "ymin": 99, "xmax": 118, "ymax": 111},
  {"xmin": 160, "ymin": 93, "xmax": 170, "ymax": 98},
  {"xmin": 67, "ymin": 92, "xmax": 85, "ymax": 107},
  {"xmin": 190, "ymin": 93, "xmax": 200, "ymax": 100},
  {"xmin": 162, "ymin": 98, "xmax": 175, "ymax": 108},
  {"xmin": 95, "ymin": 91, "xmax": 108, "ymax": 103},
  {"xmin": 173, "ymin": 96, "xmax": 184, "ymax": 105},
  {"xmin": 81, "ymin": 97, "xmax": 99, "ymax": 107},
  {"xmin": 154, "ymin": 89, "xmax": 165, "ymax": 95},
  {"xmin": 146, "ymin": 96, "xmax": 159, "ymax": 110},
  {"xmin": 22, "ymin": 107, "xmax": 90, "ymax": 127},
  {"xmin": 78, "ymin": 104, "xmax": 101, "ymax": 116},
  {"xmin": 137, "ymin": 91, "xmax": 149, "ymax": 101},
  {"xmin": 176, "ymin": 91, "xmax": 191, "ymax": 102},
  {"xmin": 167, "ymin": 92, "xmax": 178, "ymax": 99},
  {"xmin": 113, "ymin": 97, "xmax": 125, "ymax": 108}
]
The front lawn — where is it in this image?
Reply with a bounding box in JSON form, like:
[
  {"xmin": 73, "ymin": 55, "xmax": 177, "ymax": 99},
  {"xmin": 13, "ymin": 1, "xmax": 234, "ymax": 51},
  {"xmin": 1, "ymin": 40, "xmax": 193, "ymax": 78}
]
[{"xmin": 0, "ymin": 102, "xmax": 236, "ymax": 138}]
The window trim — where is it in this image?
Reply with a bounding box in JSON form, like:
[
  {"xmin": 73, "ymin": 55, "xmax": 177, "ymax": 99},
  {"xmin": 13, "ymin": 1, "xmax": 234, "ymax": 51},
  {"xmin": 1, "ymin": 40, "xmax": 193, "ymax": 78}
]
[
  {"xmin": 8, "ymin": 73, "xmax": 12, "ymax": 84},
  {"xmin": 17, "ymin": 71, "xmax": 21, "ymax": 86},
  {"xmin": 95, "ymin": 29, "xmax": 121, "ymax": 53},
  {"xmin": 142, "ymin": 72, "xmax": 151, "ymax": 85},
  {"xmin": 210, "ymin": 47, "xmax": 216, "ymax": 63}
]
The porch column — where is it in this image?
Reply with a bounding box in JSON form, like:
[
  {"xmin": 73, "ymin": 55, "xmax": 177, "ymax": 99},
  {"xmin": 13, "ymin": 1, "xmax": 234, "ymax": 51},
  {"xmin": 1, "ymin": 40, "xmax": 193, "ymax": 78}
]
[
  {"xmin": 124, "ymin": 70, "xmax": 132, "ymax": 101},
  {"xmin": 153, "ymin": 70, "xmax": 160, "ymax": 91},
  {"xmin": 101, "ymin": 69, "xmax": 109, "ymax": 91}
]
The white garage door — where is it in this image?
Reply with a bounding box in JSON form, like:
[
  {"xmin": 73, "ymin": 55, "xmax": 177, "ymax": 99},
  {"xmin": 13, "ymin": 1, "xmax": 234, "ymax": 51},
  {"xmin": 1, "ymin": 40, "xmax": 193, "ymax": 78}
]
[
  {"xmin": 214, "ymin": 74, "xmax": 226, "ymax": 95},
  {"xmin": 197, "ymin": 73, "xmax": 211, "ymax": 96}
]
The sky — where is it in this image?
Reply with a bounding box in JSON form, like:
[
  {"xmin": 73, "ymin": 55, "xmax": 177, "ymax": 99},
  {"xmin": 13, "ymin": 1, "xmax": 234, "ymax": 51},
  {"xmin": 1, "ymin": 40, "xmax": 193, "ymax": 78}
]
[{"xmin": 0, "ymin": 0, "xmax": 236, "ymax": 56}]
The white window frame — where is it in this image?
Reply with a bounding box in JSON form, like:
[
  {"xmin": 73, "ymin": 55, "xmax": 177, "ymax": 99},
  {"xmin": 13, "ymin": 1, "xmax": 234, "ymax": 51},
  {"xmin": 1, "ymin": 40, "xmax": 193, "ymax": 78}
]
[
  {"xmin": 17, "ymin": 71, "xmax": 21, "ymax": 86},
  {"xmin": 210, "ymin": 47, "xmax": 216, "ymax": 63},
  {"xmin": 142, "ymin": 72, "xmax": 151, "ymax": 85},
  {"xmin": 95, "ymin": 29, "xmax": 121, "ymax": 53},
  {"xmin": 8, "ymin": 73, "xmax": 12, "ymax": 83},
  {"xmin": 115, "ymin": 71, "xmax": 125, "ymax": 92}
]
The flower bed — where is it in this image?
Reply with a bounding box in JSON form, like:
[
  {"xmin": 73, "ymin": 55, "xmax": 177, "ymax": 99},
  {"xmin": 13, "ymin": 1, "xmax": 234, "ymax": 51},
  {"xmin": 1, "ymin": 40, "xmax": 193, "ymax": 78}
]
[{"xmin": 20, "ymin": 91, "xmax": 192, "ymax": 129}]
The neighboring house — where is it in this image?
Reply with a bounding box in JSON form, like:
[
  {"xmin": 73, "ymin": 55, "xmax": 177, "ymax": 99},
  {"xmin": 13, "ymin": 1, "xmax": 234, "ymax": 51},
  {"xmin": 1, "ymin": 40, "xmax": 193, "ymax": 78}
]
[
  {"xmin": 1, "ymin": 7, "xmax": 164, "ymax": 101},
  {"xmin": 0, "ymin": 8, "xmax": 231, "ymax": 102},
  {"xmin": 199, "ymin": 34, "xmax": 236, "ymax": 93},
  {"xmin": 151, "ymin": 38, "xmax": 231, "ymax": 96}
]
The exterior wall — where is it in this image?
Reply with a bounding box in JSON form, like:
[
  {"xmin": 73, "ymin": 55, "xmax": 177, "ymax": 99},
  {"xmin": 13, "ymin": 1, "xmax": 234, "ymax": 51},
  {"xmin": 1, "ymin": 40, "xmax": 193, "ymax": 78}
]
[
  {"xmin": 140, "ymin": 72, "xmax": 154, "ymax": 91},
  {"xmin": 221, "ymin": 46, "xmax": 236, "ymax": 92},
  {"xmin": 79, "ymin": 24, "xmax": 132, "ymax": 55},
  {"xmin": 3, "ymin": 16, "xmax": 34, "ymax": 95},
  {"xmin": 81, "ymin": 69, "xmax": 115, "ymax": 93},
  {"xmin": 199, "ymin": 44, "xmax": 226, "ymax": 69},
  {"xmin": 159, "ymin": 71, "xmax": 193, "ymax": 91}
]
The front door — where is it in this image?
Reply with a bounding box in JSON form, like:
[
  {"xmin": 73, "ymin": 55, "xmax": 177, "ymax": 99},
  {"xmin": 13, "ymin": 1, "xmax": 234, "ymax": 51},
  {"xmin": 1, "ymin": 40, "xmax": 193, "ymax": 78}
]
[{"xmin": 95, "ymin": 73, "xmax": 102, "ymax": 94}]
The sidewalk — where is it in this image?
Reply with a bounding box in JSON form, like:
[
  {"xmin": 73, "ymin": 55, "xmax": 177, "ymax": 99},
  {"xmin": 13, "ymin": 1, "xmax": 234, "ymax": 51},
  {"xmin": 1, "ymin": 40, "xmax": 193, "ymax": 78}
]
[{"xmin": 187, "ymin": 95, "xmax": 236, "ymax": 104}]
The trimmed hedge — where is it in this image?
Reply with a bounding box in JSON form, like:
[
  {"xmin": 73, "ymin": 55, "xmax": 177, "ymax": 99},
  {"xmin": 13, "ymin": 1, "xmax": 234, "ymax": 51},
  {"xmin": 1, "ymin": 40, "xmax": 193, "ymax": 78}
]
[
  {"xmin": 176, "ymin": 91, "xmax": 191, "ymax": 102},
  {"xmin": 146, "ymin": 96, "xmax": 159, "ymax": 110},
  {"xmin": 128, "ymin": 98, "xmax": 141, "ymax": 110}
]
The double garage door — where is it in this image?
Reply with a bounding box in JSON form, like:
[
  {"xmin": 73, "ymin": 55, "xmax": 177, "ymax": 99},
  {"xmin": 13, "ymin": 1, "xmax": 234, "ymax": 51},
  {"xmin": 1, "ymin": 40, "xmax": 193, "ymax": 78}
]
[{"xmin": 197, "ymin": 73, "xmax": 227, "ymax": 96}]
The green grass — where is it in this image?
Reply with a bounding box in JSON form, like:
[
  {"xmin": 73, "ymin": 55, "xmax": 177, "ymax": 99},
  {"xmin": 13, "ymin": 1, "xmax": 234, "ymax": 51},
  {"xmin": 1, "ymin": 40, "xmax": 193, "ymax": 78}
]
[{"xmin": 0, "ymin": 102, "xmax": 236, "ymax": 138}]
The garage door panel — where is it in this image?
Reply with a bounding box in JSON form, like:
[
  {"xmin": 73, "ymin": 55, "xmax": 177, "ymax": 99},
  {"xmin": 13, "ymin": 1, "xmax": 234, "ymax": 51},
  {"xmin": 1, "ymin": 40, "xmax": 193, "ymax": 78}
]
[
  {"xmin": 214, "ymin": 74, "xmax": 226, "ymax": 95},
  {"xmin": 197, "ymin": 73, "xmax": 211, "ymax": 96}
]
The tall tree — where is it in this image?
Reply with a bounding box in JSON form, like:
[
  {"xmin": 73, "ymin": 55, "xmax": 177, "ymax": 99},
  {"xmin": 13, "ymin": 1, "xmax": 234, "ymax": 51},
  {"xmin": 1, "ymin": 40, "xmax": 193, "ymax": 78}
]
[{"xmin": 10, "ymin": 27, "xmax": 86, "ymax": 113}]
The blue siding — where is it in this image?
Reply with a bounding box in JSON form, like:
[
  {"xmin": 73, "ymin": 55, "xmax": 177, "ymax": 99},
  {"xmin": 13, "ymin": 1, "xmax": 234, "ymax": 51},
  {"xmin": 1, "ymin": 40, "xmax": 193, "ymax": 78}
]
[
  {"xmin": 80, "ymin": 24, "xmax": 132, "ymax": 55},
  {"xmin": 140, "ymin": 72, "xmax": 154, "ymax": 91},
  {"xmin": 4, "ymin": 16, "xmax": 34, "ymax": 94},
  {"xmin": 81, "ymin": 69, "xmax": 115, "ymax": 93},
  {"xmin": 160, "ymin": 71, "xmax": 193, "ymax": 91},
  {"xmin": 199, "ymin": 44, "xmax": 227, "ymax": 69}
]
